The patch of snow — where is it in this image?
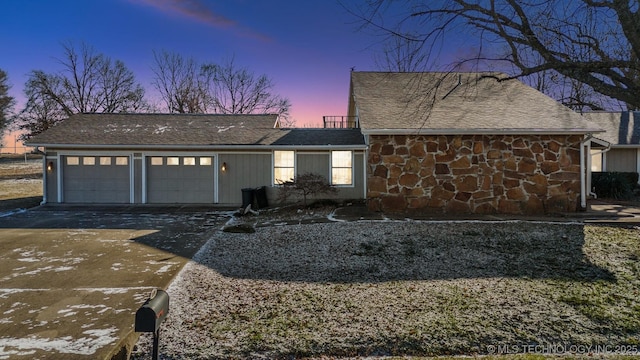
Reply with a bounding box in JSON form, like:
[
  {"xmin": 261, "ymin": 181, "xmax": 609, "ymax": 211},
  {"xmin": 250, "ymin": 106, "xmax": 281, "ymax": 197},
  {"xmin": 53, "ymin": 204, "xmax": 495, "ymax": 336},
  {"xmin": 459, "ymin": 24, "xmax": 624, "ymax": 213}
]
[
  {"xmin": 153, "ymin": 125, "xmax": 170, "ymax": 134},
  {"xmin": 59, "ymin": 310, "xmax": 77, "ymax": 317},
  {"xmin": 155, "ymin": 264, "xmax": 174, "ymax": 274},
  {"xmin": 0, "ymin": 327, "xmax": 118, "ymax": 357},
  {"xmin": 53, "ymin": 266, "xmax": 74, "ymax": 272},
  {"xmin": 0, "ymin": 209, "xmax": 27, "ymax": 218},
  {"xmin": 77, "ymin": 287, "xmax": 154, "ymax": 295},
  {"xmin": 327, "ymin": 209, "xmax": 347, "ymax": 222},
  {"xmin": 0, "ymin": 209, "xmax": 27, "ymax": 217},
  {"xmin": 216, "ymin": 125, "xmax": 235, "ymax": 133}
]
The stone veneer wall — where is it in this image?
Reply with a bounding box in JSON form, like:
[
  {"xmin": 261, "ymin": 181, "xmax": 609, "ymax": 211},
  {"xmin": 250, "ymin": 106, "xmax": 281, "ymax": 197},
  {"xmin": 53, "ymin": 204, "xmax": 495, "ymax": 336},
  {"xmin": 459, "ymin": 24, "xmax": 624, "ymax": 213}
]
[{"xmin": 367, "ymin": 134, "xmax": 583, "ymax": 215}]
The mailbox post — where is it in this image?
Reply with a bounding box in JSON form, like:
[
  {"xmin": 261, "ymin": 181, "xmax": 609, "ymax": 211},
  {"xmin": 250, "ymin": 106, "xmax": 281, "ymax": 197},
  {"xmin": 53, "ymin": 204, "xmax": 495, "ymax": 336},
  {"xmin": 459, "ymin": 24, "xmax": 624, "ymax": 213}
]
[{"xmin": 135, "ymin": 289, "xmax": 169, "ymax": 360}]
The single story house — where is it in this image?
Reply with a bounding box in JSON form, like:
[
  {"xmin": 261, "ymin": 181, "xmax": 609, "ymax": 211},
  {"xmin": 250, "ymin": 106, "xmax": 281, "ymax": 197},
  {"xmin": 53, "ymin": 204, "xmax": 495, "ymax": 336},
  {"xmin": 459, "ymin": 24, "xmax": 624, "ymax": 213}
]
[
  {"xmin": 28, "ymin": 72, "xmax": 614, "ymax": 215},
  {"xmin": 582, "ymin": 111, "xmax": 640, "ymax": 182},
  {"xmin": 348, "ymin": 72, "xmax": 605, "ymax": 215},
  {"xmin": 26, "ymin": 114, "xmax": 367, "ymax": 206}
]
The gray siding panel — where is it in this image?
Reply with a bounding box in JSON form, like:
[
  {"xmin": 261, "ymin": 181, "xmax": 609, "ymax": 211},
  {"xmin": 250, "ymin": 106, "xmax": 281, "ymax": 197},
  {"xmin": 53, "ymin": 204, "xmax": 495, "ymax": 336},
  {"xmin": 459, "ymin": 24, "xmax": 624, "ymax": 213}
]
[
  {"xmin": 607, "ymin": 149, "xmax": 637, "ymax": 172},
  {"xmin": 134, "ymin": 157, "xmax": 142, "ymax": 204},
  {"xmin": 297, "ymin": 153, "xmax": 330, "ymax": 179},
  {"xmin": 334, "ymin": 152, "xmax": 365, "ymax": 199},
  {"xmin": 270, "ymin": 151, "xmax": 365, "ymax": 204},
  {"xmin": 218, "ymin": 153, "xmax": 271, "ymax": 205},
  {"xmin": 46, "ymin": 158, "xmax": 58, "ymax": 203}
]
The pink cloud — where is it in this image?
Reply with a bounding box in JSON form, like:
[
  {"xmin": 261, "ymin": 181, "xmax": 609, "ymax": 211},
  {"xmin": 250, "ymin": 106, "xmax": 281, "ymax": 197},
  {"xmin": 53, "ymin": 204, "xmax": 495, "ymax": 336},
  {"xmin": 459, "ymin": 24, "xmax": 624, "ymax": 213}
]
[{"xmin": 129, "ymin": 0, "xmax": 270, "ymax": 41}]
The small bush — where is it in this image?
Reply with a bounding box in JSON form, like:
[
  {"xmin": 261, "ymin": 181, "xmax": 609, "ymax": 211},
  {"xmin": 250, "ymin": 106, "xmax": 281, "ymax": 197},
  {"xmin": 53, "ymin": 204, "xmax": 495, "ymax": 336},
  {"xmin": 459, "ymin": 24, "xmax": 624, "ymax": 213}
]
[
  {"xmin": 592, "ymin": 172, "xmax": 637, "ymax": 200},
  {"xmin": 277, "ymin": 172, "xmax": 338, "ymax": 206}
]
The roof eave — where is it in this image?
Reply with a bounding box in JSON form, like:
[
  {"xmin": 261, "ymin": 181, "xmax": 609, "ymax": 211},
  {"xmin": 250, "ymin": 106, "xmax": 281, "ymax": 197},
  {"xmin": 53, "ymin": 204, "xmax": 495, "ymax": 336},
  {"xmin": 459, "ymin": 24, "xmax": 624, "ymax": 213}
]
[
  {"xmin": 26, "ymin": 143, "xmax": 368, "ymax": 151},
  {"xmin": 609, "ymin": 144, "xmax": 640, "ymax": 148},
  {"xmin": 360, "ymin": 128, "xmax": 605, "ymax": 136}
]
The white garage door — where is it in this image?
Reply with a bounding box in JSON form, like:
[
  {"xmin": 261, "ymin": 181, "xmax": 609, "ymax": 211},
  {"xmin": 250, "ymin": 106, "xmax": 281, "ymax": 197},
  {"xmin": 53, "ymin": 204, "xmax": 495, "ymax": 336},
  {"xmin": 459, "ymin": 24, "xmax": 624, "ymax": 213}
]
[
  {"xmin": 146, "ymin": 156, "xmax": 215, "ymax": 203},
  {"xmin": 63, "ymin": 155, "xmax": 131, "ymax": 203}
]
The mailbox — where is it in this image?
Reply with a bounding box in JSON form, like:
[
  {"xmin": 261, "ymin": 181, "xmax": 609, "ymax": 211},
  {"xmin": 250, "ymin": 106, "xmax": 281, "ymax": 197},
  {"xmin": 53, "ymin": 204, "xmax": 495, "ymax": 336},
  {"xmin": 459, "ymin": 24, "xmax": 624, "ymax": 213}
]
[{"xmin": 135, "ymin": 289, "xmax": 169, "ymax": 333}]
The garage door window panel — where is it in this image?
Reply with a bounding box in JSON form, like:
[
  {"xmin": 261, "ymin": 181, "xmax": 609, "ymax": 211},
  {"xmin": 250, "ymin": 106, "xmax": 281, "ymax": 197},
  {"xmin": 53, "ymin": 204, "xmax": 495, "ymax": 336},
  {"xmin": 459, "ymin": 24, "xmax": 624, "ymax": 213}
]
[
  {"xmin": 67, "ymin": 157, "xmax": 79, "ymax": 165},
  {"xmin": 83, "ymin": 157, "xmax": 95, "ymax": 165}
]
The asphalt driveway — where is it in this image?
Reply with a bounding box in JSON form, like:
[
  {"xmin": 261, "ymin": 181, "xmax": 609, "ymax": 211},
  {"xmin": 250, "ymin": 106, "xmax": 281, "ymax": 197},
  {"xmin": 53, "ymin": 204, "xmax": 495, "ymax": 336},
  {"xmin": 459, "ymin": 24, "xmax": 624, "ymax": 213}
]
[{"xmin": 0, "ymin": 206, "xmax": 230, "ymax": 360}]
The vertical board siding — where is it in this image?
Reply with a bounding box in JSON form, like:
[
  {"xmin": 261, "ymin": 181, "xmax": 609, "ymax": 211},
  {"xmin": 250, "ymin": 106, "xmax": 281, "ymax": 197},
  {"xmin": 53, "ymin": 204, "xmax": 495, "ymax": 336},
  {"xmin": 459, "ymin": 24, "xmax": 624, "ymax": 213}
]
[
  {"xmin": 134, "ymin": 157, "xmax": 143, "ymax": 204},
  {"xmin": 297, "ymin": 153, "xmax": 330, "ymax": 179},
  {"xmin": 46, "ymin": 157, "xmax": 58, "ymax": 203},
  {"xmin": 218, "ymin": 153, "xmax": 272, "ymax": 205},
  {"xmin": 606, "ymin": 148, "xmax": 638, "ymax": 172}
]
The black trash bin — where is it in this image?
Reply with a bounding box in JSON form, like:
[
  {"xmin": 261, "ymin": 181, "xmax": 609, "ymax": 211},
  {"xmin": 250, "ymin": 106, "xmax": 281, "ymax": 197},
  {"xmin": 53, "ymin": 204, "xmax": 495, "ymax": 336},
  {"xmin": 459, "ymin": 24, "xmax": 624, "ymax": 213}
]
[
  {"xmin": 254, "ymin": 186, "xmax": 268, "ymax": 209},
  {"xmin": 241, "ymin": 188, "xmax": 255, "ymax": 208}
]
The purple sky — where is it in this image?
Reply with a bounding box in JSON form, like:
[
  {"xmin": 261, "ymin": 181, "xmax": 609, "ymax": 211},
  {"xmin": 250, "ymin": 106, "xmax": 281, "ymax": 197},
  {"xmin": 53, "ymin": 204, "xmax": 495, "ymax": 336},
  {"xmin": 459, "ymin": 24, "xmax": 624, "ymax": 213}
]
[{"xmin": 0, "ymin": 0, "xmax": 388, "ymax": 135}]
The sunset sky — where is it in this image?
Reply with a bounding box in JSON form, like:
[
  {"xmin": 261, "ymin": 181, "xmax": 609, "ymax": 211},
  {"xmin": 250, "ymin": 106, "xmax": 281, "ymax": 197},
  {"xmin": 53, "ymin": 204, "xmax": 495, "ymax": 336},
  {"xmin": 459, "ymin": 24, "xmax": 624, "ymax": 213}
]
[{"xmin": 0, "ymin": 0, "xmax": 398, "ymax": 149}]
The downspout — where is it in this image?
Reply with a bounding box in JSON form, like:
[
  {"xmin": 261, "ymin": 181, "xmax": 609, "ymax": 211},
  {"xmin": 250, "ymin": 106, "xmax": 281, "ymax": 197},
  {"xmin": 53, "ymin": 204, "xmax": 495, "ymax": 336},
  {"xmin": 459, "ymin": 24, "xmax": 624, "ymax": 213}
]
[
  {"xmin": 580, "ymin": 134, "xmax": 592, "ymax": 210},
  {"xmin": 37, "ymin": 147, "xmax": 47, "ymax": 205}
]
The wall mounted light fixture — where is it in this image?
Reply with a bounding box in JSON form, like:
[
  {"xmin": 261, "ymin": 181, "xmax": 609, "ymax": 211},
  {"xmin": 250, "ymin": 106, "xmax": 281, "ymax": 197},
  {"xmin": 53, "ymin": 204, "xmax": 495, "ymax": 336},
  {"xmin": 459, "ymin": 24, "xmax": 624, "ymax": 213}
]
[
  {"xmin": 221, "ymin": 162, "xmax": 227, "ymax": 173},
  {"xmin": 47, "ymin": 161, "xmax": 54, "ymax": 172}
]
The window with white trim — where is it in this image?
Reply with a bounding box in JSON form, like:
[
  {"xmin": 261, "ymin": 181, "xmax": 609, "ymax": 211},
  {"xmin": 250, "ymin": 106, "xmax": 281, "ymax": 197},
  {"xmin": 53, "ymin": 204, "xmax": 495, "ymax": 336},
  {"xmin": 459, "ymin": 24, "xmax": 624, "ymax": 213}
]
[
  {"xmin": 331, "ymin": 151, "xmax": 353, "ymax": 185},
  {"xmin": 274, "ymin": 150, "xmax": 295, "ymax": 184}
]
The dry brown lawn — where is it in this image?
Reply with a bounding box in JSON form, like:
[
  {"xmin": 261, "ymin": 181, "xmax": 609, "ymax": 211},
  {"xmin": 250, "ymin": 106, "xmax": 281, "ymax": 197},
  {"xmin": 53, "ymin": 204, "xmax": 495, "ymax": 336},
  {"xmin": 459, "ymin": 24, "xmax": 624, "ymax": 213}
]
[{"xmin": 0, "ymin": 156, "xmax": 43, "ymax": 211}]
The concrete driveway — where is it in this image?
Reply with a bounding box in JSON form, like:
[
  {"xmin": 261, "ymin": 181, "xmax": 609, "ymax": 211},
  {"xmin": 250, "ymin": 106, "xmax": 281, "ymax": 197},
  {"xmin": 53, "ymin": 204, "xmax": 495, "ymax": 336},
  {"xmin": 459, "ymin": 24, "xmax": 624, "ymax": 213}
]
[{"xmin": 0, "ymin": 206, "xmax": 230, "ymax": 360}]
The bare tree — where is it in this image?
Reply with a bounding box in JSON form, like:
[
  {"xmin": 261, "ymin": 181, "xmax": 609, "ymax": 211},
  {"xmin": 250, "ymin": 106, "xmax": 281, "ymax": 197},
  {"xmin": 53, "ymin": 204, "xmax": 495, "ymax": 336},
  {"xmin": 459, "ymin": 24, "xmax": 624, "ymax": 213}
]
[
  {"xmin": 374, "ymin": 35, "xmax": 429, "ymax": 72},
  {"xmin": 0, "ymin": 69, "xmax": 15, "ymax": 146},
  {"xmin": 18, "ymin": 75, "xmax": 68, "ymax": 140},
  {"xmin": 201, "ymin": 56, "xmax": 291, "ymax": 118},
  {"xmin": 17, "ymin": 41, "xmax": 147, "ymax": 139},
  {"xmin": 350, "ymin": 0, "xmax": 640, "ymax": 110},
  {"xmin": 151, "ymin": 50, "xmax": 208, "ymax": 113},
  {"xmin": 150, "ymin": 53, "xmax": 291, "ymax": 121},
  {"xmin": 277, "ymin": 116, "xmax": 297, "ymax": 128}
]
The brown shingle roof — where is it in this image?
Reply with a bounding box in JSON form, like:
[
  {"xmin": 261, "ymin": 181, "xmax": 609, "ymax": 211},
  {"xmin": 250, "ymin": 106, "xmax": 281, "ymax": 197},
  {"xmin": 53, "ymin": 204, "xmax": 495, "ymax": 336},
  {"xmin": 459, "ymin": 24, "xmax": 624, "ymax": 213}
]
[
  {"xmin": 27, "ymin": 113, "xmax": 283, "ymax": 146},
  {"xmin": 26, "ymin": 113, "xmax": 366, "ymax": 148},
  {"xmin": 582, "ymin": 111, "xmax": 640, "ymax": 146},
  {"xmin": 350, "ymin": 72, "xmax": 603, "ymax": 134}
]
